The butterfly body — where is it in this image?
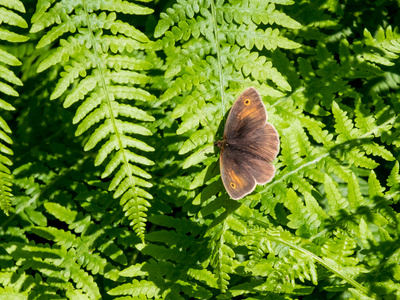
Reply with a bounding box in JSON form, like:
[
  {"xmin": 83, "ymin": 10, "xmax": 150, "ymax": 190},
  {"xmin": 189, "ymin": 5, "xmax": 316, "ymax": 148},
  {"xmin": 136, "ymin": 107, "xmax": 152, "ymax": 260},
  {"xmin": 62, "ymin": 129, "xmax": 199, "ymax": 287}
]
[{"xmin": 215, "ymin": 87, "xmax": 279, "ymax": 200}]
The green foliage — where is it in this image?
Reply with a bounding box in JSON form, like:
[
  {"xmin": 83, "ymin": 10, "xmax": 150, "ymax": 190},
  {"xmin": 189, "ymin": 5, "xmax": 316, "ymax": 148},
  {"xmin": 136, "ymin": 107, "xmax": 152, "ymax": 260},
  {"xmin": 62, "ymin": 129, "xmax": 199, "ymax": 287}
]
[
  {"xmin": 1, "ymin": 0, "xmax": 400, "ymax": 299},
  {"xmin": 29, "ymin": 0, "xmax": 159, "ymax": 241},
  {"xmin": 0, "ymin": 0, "xmax": 27, "ymax": 215}
]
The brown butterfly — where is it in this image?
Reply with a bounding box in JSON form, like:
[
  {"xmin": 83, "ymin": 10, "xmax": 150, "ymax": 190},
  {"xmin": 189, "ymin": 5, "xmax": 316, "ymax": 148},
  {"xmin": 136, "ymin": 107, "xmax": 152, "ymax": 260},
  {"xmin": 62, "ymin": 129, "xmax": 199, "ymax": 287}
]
[{"xmin": 214, "ymin": 87, "xmax": 280, "ymax": 200}]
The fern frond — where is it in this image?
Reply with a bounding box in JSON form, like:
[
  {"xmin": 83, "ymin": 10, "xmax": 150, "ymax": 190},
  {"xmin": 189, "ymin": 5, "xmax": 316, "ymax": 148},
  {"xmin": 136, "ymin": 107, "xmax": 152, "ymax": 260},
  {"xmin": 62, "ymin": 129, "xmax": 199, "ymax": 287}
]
[
  {"xmin": 347, "ymin": 172, "xmax": 366, "ymax": 211},
  {"xmin": 0, "ymin": 188, "xmax": 133, "ymax": 299},
  {"xmin": 43, "ymin": 202, "xmax": 126, "ymax": 268},
  {"xmin": 323, "ymin": 173, "xmax": 349, "ymax": 215},
  {"xmin": 108, "ymin": 279, "xmax": 161, "ymax": 298},
  {"xmin": 284, "ymin": 189, "xmax": 327, "ymax": 237},
  {"xmin": 0, "ymin": 0, "xmax": 27, "ymax": 215},
  {"xmin": 228, "ymin": 45, "xmax": 291, "ymax": 92},
  {"xmin": 361, "ymin": 26, "xmax": 400, "ymax": 67},
  {"xmin": 368, "ymin": 170, "xmax": 385, "ymax": 199},
  {"xmin": 4, "ymin": 242, "xmax": 101, "ymax": 299},
  {"xmin": 114, "ymin": 213, "xmax": 219, "ymax": 296},
  {"xmin": 187, "ymin": 268, "xmax": 219, "ymax": 289},
  {"xmin": 321, "ymin": 230, "xmax": 360, "ymax": 275},
  {"xmin": 30, "ymin": 1, "xmax": 156, "ymax": 241},
  {"xmin": 387, "ymin": 161, "xmax": 400, "ymax": 202},
  {"xmin": 246, "ymin": 227, "xmax": 319, "ymax": 290},
  {"xmin": 157, "ymin": 0, "xmax": 300, "ymax": 142},
  {"xmin": 206, "ymin": 213, "xmax": 242, "ymax": 292},
  {"xmin": 332, "ymin": 101, "xmax": 359, "ymax": 143}
]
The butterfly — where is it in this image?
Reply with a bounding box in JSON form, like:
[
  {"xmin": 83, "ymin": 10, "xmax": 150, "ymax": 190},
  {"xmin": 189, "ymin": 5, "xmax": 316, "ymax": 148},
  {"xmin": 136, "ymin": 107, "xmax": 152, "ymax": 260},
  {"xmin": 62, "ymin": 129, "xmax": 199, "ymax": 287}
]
[{"xmin": 214, "ymin": 87, "xmax": 280, "ymax": 200}]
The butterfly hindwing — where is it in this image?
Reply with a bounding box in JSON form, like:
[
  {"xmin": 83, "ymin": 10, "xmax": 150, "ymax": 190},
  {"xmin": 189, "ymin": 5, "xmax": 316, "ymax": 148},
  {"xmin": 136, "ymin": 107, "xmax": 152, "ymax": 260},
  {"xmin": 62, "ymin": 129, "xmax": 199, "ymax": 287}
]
[
  {"xmin": 220, "ymin": 146, "xmax": 276, "ymax": 199},
  {"xmin": 219, "ymin": 147, "xmax": 257, "ymax": 200}
]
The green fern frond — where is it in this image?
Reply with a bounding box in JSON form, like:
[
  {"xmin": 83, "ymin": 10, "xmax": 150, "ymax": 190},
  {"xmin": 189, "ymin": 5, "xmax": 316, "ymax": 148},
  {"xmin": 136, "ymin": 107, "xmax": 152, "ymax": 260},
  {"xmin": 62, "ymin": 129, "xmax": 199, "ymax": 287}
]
[
  {"xmin": 331, "ymin": 100, "xmax": 391, "ymax": 169},
  {"xmin": 118, "ymin": 251, "xmax": 218, "ymax": 298},
  {"xmin": 0, "ymin": 0, "xmax": 27, "ymax": 215},
  {"xmin": 4, "ymin": 242, "xmax": 101, "ymax": 299},
  {"xmin": 387, "ymin": 161, "xmax": 400, "ymax": 202},
  {"xmin": 187, "ymin": 268, "xmax": 219, "ymax": 289},
  {"xmin": 321, "ymin": 230, "xmax": 360, "ymax": 273},
  {"xmin": 0, "ymin": 119, "xmax": 13, "ymax": 215},
  {"xmin": 30, "ymin": 1, "xmax": 156, "ymax": 241},
  {"xmin": 284, "ymin": 189, "xmax": 325, "ymax": 237},
  {"xmin": 228, "ymin": 45, "xmax": 292, "ymax": 92},
  {"xmin": 368, "ymin": 170, "xmax": 385, "ymax": 199},
  {"xmin": 246, "ymin": 227, "xmax": 319, "ymax": 289},
  {"xmin": 206, "ymin": 213, "xmax": 242, "ymax": 292},
  {"xmin": 108, "ymin": 279, "xmax": 161, "ymax": 298},
  {"xmin": 32, "ymin": 226, "xmax": 121, "ymax": 280},
  {"xmin": 361, "ymin": 26, "xmax": 400, "ymax": 66},
  {"xmin": 45, "ymin": 202, "xmax": 91, "ymax": 233},
  {"xmin": 332, "ymin": 101, "xmax": 360, "ymax": 143},
  {"xmin": 43, "ymin": 202, "xmax": 126, "ymax": 267},
  {"xmin": 347, "ymin": 172, "xmax": 366, "ymax": 211}
]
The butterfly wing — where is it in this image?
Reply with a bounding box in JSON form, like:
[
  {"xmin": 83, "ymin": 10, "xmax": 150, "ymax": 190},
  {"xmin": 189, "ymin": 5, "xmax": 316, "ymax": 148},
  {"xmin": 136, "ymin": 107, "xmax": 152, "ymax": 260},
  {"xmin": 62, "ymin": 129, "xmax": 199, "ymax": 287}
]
[
  {"xmin": 220, "ymin": 147, "xmax": 276, "ymax": 200},
  {"xmin": 219, "ymin": 147, "xmax": 256, "ymax": 200},
  {"xmin": 224, "ymin": 87, "xmax": 267, "ymax": 140}
]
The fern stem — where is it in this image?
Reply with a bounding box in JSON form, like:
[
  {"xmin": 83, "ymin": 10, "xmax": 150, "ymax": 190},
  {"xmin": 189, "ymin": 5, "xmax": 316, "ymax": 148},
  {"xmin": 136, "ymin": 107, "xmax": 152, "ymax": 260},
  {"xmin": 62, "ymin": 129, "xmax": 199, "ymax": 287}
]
[
  {"xmin": 266, "ymin": 112, "xmax": 397, "ymax": 194},
  {"xmin": 210, "ymin": 0, "xmax": 226, "ymax": 117},
  {"xmin": 82, "ymin": 1, "xmax": 123, "ymax": 165},
  {"xmin": 217, "ymin": 219, "xmax": 229, "ymax": 291},
  {"xmin": 265, "ymin": 152, "xmax": 330, "ymax": 192}
]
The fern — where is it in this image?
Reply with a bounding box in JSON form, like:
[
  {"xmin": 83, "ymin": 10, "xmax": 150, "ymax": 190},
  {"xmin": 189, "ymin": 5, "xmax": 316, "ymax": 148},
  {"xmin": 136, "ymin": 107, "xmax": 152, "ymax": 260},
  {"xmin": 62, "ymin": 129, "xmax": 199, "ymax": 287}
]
[
  {"xmin": 2, "ymin": 0, "xmax": 400, "ymax": 299},
  {"xmin": 0, "ymin": 0, "xmax": 28, "ymax": 215},
  {"xmin": 30, "ymin": 1, "xmax": 157, "ymax": 241}
]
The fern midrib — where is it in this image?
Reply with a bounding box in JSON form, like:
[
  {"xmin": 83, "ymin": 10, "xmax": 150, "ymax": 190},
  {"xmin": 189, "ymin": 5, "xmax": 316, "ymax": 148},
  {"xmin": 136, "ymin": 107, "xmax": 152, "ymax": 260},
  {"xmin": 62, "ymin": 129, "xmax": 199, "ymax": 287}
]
[
  {"xmin": 265, "ymin": 152, "xmax": 329, "ymax": 192},
  {"xmin": 273, "ymin": 235, "xmax": 379, "ymax": 299},
  {"xmin": 82, "ymin": 2, "xmax": 138, "ymax": 201},
  {"xmin": 217, "ymin": 220, "xmax": 228, "ymax": 291},
  {"xmin": 210, "ymin": 1, "xmax": 226, "ymax": 118}
]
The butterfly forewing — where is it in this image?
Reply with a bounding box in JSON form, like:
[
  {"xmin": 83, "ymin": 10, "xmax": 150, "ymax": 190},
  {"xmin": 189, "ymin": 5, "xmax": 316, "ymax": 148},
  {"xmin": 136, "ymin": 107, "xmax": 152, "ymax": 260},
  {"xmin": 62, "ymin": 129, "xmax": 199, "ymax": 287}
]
[{"xmin": 224, "ymin": 88, "xmax": 267, "ymax": 140}]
